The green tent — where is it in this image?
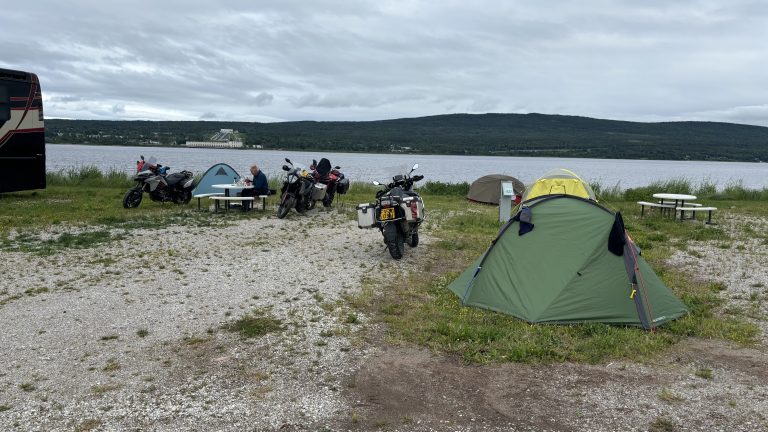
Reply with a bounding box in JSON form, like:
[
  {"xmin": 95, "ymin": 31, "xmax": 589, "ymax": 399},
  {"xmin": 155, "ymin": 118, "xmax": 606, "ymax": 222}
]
[{"xmin": 449, "ymin": 195, "xmax": 688, "ymax": 329}]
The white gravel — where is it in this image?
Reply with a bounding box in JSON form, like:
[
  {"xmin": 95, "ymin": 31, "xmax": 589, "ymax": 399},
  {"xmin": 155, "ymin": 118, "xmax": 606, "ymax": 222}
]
[{"xmin": 0, "ymin": 210, "xmax": 428, "ymax": 431}]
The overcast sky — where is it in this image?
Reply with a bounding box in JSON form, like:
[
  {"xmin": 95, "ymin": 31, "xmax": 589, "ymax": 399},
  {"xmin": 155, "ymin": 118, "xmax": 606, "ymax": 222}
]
[{"xmin": 2, "ymin": 1, "xmax": 767, "ymax": 126}]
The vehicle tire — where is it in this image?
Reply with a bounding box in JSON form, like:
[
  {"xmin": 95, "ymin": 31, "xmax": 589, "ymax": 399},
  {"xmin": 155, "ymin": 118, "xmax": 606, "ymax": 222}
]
[
  {"xmin": 406, "ymin": 229, "xmax": 419, "ymax": 248},
  {"xmin": 173, "ymin": 190, "xmax": 192, "ymax": 205},
  {"xmin": 122, "ymin": 188, "xmax": 143, "ymax": 209},
  {"xmin": 277, "ymin": 195, "xmax": 294, "ymax": 219},
  {"xmin": 383, "ymin": 223, "xmax": 404, "ymax": 260}
]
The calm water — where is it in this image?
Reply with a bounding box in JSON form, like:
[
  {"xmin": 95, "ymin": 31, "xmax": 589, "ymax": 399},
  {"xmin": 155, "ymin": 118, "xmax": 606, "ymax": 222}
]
[{"xmin": 46, "ymin": 144, "xmax": 767, "ymax": 190}]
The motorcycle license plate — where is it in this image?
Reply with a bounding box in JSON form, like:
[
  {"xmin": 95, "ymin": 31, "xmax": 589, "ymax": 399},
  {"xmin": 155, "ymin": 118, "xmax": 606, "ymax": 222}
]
[{"xmin": 379, "ymin": 207, "xmax": 395, "ymax": 220}]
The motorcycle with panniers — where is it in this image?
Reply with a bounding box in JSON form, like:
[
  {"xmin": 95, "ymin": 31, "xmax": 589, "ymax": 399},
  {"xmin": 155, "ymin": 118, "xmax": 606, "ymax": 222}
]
[
  {"xmin": 276, "ymin": 158, "xmax": 316, "ymax": 218},
  {"xmin": 122, "ymin": 155, "xmax": 195, "ymax": 208},
  {"xmin": 310, "ymin": 157, "xmax": 350, "ymax": 207},
  {"xmin": 357, "ymin": 164, "xmax": 425, "ymax": 260}
]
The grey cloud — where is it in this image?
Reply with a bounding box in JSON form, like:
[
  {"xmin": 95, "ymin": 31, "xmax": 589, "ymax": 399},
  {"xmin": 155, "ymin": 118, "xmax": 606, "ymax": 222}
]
[
  {"xmin": 200, "ymin": 112, "xmax": 218, "ymax": 120},
  {"xmin": 1, "ymin": 1, "xmax": 766, "ymax": 125},
  {"xmin": 250, "ymin": 92, "xmax": 274, "ymax": 107}
]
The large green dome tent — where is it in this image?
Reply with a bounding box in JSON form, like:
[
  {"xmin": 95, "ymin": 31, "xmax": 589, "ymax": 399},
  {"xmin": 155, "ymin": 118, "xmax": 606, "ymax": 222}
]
[{"xmin": 449, "ymin": 194, "xmax": 688, "ymax": 329}]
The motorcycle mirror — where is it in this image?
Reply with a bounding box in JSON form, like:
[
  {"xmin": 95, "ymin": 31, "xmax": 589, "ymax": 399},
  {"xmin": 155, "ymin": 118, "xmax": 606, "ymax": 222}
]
[
  {"xmin": 412, "ymin": 163, "xmax": 419, "ymax": 170},
  {"xmin": 282, "ymin": 165, "xmax": 290, "ymax": 171},
  {"xmin": 334, "ymin": 166, "xmax": 341, "ymax": 170},
  {"xmin": 140, "ymin": 155, "xmax": 145, "ymax": 160},
  {"xmin": 372, "ymin": 181, "xmax": 381, "ymax": 186},
  {"xmin": 313, "ymin": 159, "xmax": 317, "ymax": 166},
  {"xmin": 285, "ymin": 158, "xmax": 292, "ymax": 164}
]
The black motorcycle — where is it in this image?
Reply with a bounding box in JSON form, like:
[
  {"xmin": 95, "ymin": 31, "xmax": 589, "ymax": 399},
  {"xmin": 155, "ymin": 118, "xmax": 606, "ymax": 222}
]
[
  {"xmin": 276, "ymin": 158, "xmax": 315, "ymax": 218},
  {"xmin": 358, "ymin": 164, "xmax": 425, "ymax": 259},
  {"xmin": 122, "ymin": 156, "xmax": 195, "ymax": 208}
]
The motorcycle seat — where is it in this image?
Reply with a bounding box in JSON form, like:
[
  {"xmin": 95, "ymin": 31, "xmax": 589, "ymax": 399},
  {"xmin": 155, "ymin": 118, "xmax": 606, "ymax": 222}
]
[{"xmin": 165, "ymin": 172, "xmax": 187, "ymax": 186}]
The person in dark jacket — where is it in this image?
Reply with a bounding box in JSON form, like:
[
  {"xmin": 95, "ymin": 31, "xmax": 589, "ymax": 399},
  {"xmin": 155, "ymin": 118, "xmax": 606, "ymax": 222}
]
[{"xmin": 241, "ymin": 164, "xmax": 270, "ymax": 196}]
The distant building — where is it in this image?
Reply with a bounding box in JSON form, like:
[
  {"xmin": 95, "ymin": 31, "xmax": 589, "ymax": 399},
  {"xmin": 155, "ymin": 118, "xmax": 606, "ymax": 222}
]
[{"xmin": 186, "ymin": 129, "xmax": 244, "ymax": 148}]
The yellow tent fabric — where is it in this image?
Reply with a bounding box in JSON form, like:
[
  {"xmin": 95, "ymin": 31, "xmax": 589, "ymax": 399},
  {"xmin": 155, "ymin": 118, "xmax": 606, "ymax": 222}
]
[{"xmin": 522, "ymin": 168, "xmax": 596, "ymax": 201}]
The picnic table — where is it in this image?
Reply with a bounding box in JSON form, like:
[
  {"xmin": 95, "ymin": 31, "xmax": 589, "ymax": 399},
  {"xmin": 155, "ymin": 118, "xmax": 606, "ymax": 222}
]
[
  {"xmin": 211, "ymin": 183, "xmax": 253, "ymax": 211},
  {"xmin": 652, "ymin": 193, "xmax": 697, "ymax": 209},
  {"xmin": 638, "ymin": 193, "xmax": 697, "ymax": 218}
]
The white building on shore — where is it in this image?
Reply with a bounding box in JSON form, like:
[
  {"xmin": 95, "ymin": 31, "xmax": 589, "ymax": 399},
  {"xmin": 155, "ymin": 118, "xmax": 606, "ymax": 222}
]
[{"xmin": 186, "ymin": 129, "xmax": 244, "ymax": 148}]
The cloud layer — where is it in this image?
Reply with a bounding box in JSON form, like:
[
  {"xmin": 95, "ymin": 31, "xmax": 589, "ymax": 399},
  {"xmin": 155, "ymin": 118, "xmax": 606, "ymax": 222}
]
[{"xmin": 2, "ymin": 1, "xmax": 766, "ymax": 126}]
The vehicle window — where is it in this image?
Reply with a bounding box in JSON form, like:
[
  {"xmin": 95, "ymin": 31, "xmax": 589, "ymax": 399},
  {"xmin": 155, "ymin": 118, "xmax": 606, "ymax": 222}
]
[{"xmin": 0, "ymin": 85, "xmax": 9, "ymax": 123}]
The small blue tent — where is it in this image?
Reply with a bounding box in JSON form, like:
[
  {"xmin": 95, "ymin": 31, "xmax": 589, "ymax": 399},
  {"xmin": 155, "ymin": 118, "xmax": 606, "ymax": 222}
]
[{"xmin": 192, "ymin": 163, "xmax": 241, "ymax": 196}]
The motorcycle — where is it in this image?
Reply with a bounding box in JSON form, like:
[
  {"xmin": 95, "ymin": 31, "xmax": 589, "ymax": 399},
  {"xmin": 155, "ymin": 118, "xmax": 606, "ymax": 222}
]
[
  {"xmin": 276, "ymin": 158, "xmax": 316, "ymax": 218},
  {"xmin": 357, "ymin": 163, "xmax": 425, "ymax": 260},
  {"xmin": 122, "ymin": 155, "xmax": 195, "ymax": 208},
  {"xmin": 310, "ymin": 158, "xmax": 350, "ymax": 207}
]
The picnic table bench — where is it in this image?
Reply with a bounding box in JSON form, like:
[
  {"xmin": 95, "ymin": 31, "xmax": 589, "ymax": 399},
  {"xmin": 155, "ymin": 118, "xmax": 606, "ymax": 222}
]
[
  {"xmin": 676, "ymin": 206, "xmax": 717, "ymax": 224},
  {"xmin": 637, "ymin": 201, "xmax": 675, "ymax": 217},
  {"xmin": 193, "ymin": 192, "xmax": 224, "ymax": 210},
  {"xmin": 209, "ymin": 195, "xmax": 269, "ymax": 212}
]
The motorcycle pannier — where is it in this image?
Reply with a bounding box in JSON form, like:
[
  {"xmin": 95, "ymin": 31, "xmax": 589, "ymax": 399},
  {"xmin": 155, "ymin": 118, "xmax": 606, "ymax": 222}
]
[
  {"xmin": 312, "ymin": 183, "xmax": 327, "ymax": 200},
  {"xmin": 336, "ymin": 177, "xmax": 350, "ymax": 194},
  {"xmin": 356, "ymin": 203, "xmax": 376, "ymax": 228},
  {"xmin": 402, "ymin": 197, "xmax": 424, "ymax": 222}
]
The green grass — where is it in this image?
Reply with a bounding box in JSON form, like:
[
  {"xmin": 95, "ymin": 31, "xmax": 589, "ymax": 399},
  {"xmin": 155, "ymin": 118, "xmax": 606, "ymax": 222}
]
[
  {"xmin": 2, "ymin": 168, "xmax": 765, "ymax": 365},
  {"xmin": 225, "ymin": 309, "xmax": 283, "ymax": 338},
  {"xmin": 351, "ymin": 194, "xmax": 762, "ymax": 364}
]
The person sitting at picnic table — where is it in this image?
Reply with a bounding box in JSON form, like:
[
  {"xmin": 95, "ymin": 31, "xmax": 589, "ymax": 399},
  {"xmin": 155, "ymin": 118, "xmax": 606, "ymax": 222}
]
[{"xmin": 240, "ymin": 164, "xmax": 271, "ymax": 197}]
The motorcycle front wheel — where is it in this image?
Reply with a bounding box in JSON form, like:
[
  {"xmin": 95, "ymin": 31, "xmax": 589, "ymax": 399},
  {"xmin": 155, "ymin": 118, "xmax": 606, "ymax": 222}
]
[
  {"xmin": 383, "ymin": 223, "xmax": 404, "ymax": 260},
  {"xmin": 122, "ymin": 188, "xmax": 143, "ymax": 209},
  {"xmin": 277, "ymin": 195, "xmax": 295, "ymax": 219}
]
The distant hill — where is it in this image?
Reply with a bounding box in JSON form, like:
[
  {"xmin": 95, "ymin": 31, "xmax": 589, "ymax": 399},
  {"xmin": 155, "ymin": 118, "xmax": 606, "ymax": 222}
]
[{"xmin": 45, "ymin": 113, "xmax": 768, "ymax": 162}]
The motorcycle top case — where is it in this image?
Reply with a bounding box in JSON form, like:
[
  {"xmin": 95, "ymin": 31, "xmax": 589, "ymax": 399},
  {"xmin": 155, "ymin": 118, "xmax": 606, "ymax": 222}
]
[
  {"xmin": 312, "ymin": 183, "xmax": 327, "ymax": 200},
  {"xmin": 356, "ymin": 203, "xmax": 376, "ymax": 229},
  {"xmin": 402, "ymin": 196, "xmax": 425, "ymax": 222}
]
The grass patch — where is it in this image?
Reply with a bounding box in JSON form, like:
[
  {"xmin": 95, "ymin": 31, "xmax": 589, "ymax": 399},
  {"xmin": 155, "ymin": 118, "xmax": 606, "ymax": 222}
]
[
  {"xmin": 225, "ymin": 308, "xmax": 283, "ymax": 338},
  {"xmin": 649, "ymin": 416, "xmax": 678, "ymax": 432},
  {"xmin": 351, "ymin": 197, "xmax": 761, "ymax": 364},
  {"xmin": 695, "ymin": 367, "xmax": 713, "ymax": 379}
]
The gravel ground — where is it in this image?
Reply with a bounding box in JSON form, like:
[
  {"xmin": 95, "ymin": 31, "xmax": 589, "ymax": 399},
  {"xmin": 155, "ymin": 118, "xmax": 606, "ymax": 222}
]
[
  {"xmin": 1, "ymin": 209, "xmax": 767, "ymax": 431},
  {"xmin": 0, "ymin": 211, "xmax": 427, "ymax": 431},
  {"xmin": 669, "ymin": 214, "xmax": 768, "ymax": 343}
]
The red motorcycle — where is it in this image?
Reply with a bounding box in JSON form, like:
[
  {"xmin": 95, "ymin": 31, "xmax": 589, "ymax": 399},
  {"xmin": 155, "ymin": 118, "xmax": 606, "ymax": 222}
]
[{"xmin": 309, "ymin": 158, "xmax": 349, "ymax": 207}]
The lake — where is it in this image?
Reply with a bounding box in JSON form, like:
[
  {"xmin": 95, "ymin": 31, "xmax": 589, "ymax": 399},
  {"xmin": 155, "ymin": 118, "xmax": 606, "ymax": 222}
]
[{"xmin": 46, "ymin": 144, "xmax": 767, "ymax": 190}]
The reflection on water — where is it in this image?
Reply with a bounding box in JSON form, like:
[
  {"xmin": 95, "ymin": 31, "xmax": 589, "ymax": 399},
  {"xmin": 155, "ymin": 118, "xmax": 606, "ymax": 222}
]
[{"xmin": 46, "ymin": 144, "xmax": 767, "ymax": 190}]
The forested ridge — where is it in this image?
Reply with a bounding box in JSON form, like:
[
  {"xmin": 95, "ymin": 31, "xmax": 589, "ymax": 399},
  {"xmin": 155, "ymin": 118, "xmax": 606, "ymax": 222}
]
[{"xmin": 45, "ymin": 113, "xmax": 768, "ymax": 161}]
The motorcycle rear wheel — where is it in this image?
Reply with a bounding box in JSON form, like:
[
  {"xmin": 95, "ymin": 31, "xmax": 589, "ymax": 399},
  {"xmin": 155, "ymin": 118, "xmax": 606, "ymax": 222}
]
[
  {"xmin": 277, "ymin": 195, "xmax": 295, "ymax": 219},
  {"xmin": 383, "ymin": 224, "xmax": 404, "ymax": 260},
  {"xmin": 122, "ymin": 188, "xmax": 143, "ymax": 209},
  {"xmin": 173, "ymin": 190, "xmax": 192, "ymax": 205}
]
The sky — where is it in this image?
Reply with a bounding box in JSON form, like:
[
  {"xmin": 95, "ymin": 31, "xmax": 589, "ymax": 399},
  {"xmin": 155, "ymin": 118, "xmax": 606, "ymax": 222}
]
[{"xmin": 2, "ymin": 1, "xmax": 767, "ymax": 126}]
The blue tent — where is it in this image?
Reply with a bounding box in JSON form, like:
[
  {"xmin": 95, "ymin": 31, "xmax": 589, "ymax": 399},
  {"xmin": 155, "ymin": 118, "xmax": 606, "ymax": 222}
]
[{"xmin": 192, "ymin": 163, "xmax": 241, "ymax": 196}]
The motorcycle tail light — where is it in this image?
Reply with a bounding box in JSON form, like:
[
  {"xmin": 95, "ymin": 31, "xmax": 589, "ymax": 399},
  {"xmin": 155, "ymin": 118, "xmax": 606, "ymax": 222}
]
[{"xmin": 380, "ymin": 198, "xmax": 392, "ymax": 206}]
